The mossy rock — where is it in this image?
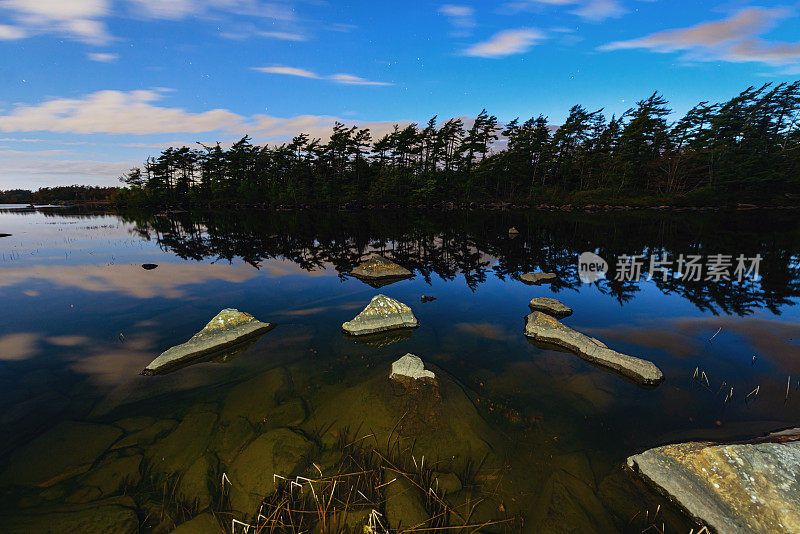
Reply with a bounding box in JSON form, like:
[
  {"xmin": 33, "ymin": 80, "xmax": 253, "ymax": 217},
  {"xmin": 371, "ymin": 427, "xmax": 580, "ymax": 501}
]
[
  {"xmin": 78, "ymin": 454, "xmax": 142, "ymax": 497},
  {"xmin": 221, "ymin": 368, "xmax": 292, "ymax": 425},
  {"xmin": 304, "ymin": 365, "xmax": 499, "ymax": 473},
  {"xmin": 266, "ymin": 397, "xmax": 308, "ymax": 428},
  {"xmin": 145, "ymin": 405, "xmax": 218, "ymax": 475},
  {"xmin": 227, "ymin": 428, "xmax": 313, "ymax": 517},
  {"xmin": 172, "ymin": 512, "xmax": 222, "ymax": 533},
  {"xmin": 384, "ymin": 476, "xmax": 430, "ymax": 531},
  {"xmin": 178, "ymin": 453, "xmax": 216, "ymax": 511},
  {"xmin": 528, "ymin": 470, "xmax": 616, "ymax": 533},
  {"xmin": 112, "ymin": 419, "xmax": 177, "ymax": 450},
  {"xmin": 0, "ymin": 496, "xmax": 138, "ymax": 533},
  {"xmin": 210, "ymin": 416, "xmax": 256, "ymax": 465},
  {"xmin": 0, "ymin": 421, "xmax": 122, "ymax": 487},
  {"xmin": 114, "ymin": 416, "xmax": 156, "ymax": 433}
]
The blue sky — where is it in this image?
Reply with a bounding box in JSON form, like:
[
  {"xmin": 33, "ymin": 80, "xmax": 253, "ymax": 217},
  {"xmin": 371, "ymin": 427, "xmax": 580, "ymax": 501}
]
[{"xmin": 1, "ymin": 0, "xmax": 800, "ymax": 188}]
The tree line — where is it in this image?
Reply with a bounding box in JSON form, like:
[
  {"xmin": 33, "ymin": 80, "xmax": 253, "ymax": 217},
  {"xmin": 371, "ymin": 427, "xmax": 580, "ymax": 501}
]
[
  {"xmin": 0, "ymin": 186, "xmax": 119, "ymax": 204},
  {"xmin": 114, "ymin": 80, "xmax": 800, "ymax": 206}
]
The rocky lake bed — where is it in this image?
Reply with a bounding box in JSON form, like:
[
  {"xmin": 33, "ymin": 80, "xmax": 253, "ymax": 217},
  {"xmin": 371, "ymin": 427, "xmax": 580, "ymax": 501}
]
[{"xmin": 1, "ymin": 207, "xmax": 800, "ymax": 533}]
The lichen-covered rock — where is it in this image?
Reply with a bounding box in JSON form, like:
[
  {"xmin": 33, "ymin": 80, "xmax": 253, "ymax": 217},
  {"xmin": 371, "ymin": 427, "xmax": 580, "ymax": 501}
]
[
  {"xmin": 627, "ymin": 433, "xmax": 800, "ymax": 534},
  {"xmin": 141, "ymin": 309, "xmax": 274, "ymax": 375},
  {"xmin": 528, "ymin": 297, "xmax": 573, "ymax": 317},
  {"xmin": 520, "ymin": 272, "xmax": 557, "ymax": 284},
  {"xmin": 342, "ymin": 295, "xmax": 419, "ymax": 336},
  {"xmin": 524, "ymin": 311, "xmax": 663, "ymax": 386},
  {"xmin": 0, "ymin": 421, "xmax": 122, "ymax": 487},
  {"xmin": 350, "ymin": 256, "xmax": 412, "ymax": 281}
]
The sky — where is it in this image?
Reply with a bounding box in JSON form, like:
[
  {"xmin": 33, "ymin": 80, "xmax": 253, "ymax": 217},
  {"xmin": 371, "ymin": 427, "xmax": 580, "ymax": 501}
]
[{"xmin": 1, "ymin": 0, "xmax": 800, "ymax": 188}]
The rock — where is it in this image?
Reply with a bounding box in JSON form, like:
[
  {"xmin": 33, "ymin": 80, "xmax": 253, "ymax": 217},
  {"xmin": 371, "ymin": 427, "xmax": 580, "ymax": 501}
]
[
  {"xmin": 520, "ymin": 272, "xmax": 557, "ymax": 285},
  {"xmin": 0, "ymin": 421, "xmax": 122, "ymax": 487},
  {"xmin": 508, "ymin": 227, "xmax": 520, "ymax": 237},
  {"xmin": 420, "ymin": 295, "xmax": 437, "ymax": 303},
  {"xmin": 390, "ymin": 353, "xmax": 437, "ymax": 384},
  {"xmin": 111, "ymin": 419, "xmax": 177, "ymax": 450},
  {"xmin": 228, "ymin": 428, "xmax": 313, "ymax": 516},
  {"xmin": 0, "ymin": 233, "xmax": 12, "ymax": 238},
  {"xmin": 0, "ymin": 496, "xmax": 138, "ymax": 533},
  {"xmin": 627, "ymin": 432, "xmax": 800, "ymax": 534},
  {"xmin": 349, "ymin": 256, "xmax": 412, "ymax": 285},
  {"xmin": 178, "ymin": 454, "xmax": 216, "ymax": 510},
  {"xmin": 528, "ymin": 297, "xmax": 573, "ymax": 317},
  {"xmin": 221, "ymin": 367, "xmax": 292, "ymax": 425},
  {"xmin": 528, "ymin": 471, "xmax": 617, "ymax": 533},
  {"xmin": 171, "ymin": 513, "xmax": 220, "ymax": 534},
  {"xmin": 114, "ymin": 416, "xmax": 155, "ymax": 433},
  {"xmin": 141, "ymin": 308, "xmax": 274, "ymax": 375},
  {"xmin": 141, "ymin": 263, "xmax": 158, "ymax": 270},
  {"xmin": 341, "ymin": 295, "xmax": 419, "ymax": 336},
  {"xmin": 145, "ymin": 405, "xmax": 218, "ymax": 475},
  {"xmin": 78, "ymin": 454, "xmax": 142, "ymax": 497},
  {"xmin": 524, "ymin": 311, "xmax": 664, "ymax": 386},
  {"xmin": 433, "ymin": 472, "xmax": 462, "ymax": 494},
  {"xmin": 384, "ymin": 476, "xmax": 430, "ymax": 531}
]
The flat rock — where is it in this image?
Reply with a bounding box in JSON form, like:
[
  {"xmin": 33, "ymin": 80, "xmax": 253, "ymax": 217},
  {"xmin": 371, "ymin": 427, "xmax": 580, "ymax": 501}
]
[
  {"xmin": 142, "ymin": 308, "xmax": 274, "ymax": 375},
  {"xmin": 1, "ymin": 421, "xmax": 122, "ymax": 487},
  {"xmin": 627, "ymin": 432, "xmax": 800, "ymax": 533},
  {"xmin": 520, "ymin": 272, "xmax": 557, "ymax": 284},
  {"xmin": 523, "ymin": 311, "xmax": 663, "ymax": 386},
  {"xmin": 350, "ymin": 255, "xmax": 412, "ymax": 281},
  {"xmin": 528, "ymin": 297, "xmax": 573, "ymax": 317},
  {"xmin": 342, "ymin": 294, "xmax": 419, "ymax": 336}
]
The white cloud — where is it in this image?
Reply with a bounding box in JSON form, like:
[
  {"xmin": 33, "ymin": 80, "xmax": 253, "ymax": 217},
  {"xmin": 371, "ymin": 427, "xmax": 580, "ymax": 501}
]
[
  {"xmin": 252, "ymin": 65, "xmax": 391, "ymax": 86},
  {"xmin": 0, "ymin": 23, "xmax": 26, "ymax": 39},
  {"xmin": 502, "ymin": 0, "xmax": 625, "ymax": 21},
  {"xmin": 439, "ymin": 4, "xmax": 476, "ymax": 33},
  {"xmin": 88, "ymin": 52, "xmax": 119, "ymax": 62},
  {"xmin": 0, "ymin": 89, "xmax": 243, "ymax": 134},
  {"xmin": 126, "ymin": 0, "xmax": 294, "ymax": 21},
  {"xmin": 259, "ymin": 31, "xmax": 307, "ymax": 41},
  {"xmin": 570, "ymin": 0, "xmax": 624, "ymax": 21},
  {"xmin": 464, "ymin": 28, "xmax": 545, "ymax": 58},
  {"xmin": 600, "ymin": 7, "xmax": 800, "ymax": 66},
  {"xmin": 0, "ymin": 0, "xmax": 112, "ymax": 43}
]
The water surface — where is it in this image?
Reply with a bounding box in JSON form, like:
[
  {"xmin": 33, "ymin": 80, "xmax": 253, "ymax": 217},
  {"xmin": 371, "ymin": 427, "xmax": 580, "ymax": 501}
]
[{"xmin": 1, "ymin": 207, "xmax": 799, "ymax": 533}]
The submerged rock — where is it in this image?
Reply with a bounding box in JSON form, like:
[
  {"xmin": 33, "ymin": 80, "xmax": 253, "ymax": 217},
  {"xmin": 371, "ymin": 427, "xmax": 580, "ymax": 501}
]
[
  {"xmin": 341, "ymin": 294, "xmax": 419, "ymax": 336},
  {"xmin": 384, "ymin": 476, "xmax": 431, "ymax": 531},
  {"xmin": 0, "ymin": 421, "xmax": 122, "ymax": 488},
  {"xmin": 171, "ymin": 513, "xmax": 220, "ymax": 534},
  {"xmin": 528, "ymin": 297, "xmax": 573, "ymax": 317},
  {"xmin": 0, "ymin": 496, "xmax": 138, "ymax": 533},
  {"xmin": 228, "ymin": 428, "xmax": 313, "ymax": 516},
  {"xmin": 421, "ymin": 295, "xmax": 437, "ymax": 303},
  {"xmin": 627, "ymin": 430, "xmax": 800, "ymax": 533},
  {"xmin": 523, "ymin": 311, "xmax": 663, "ymax": 386},
  {"xmin": 141, "ymin": 308, "xmax": 274, "ymax": 375},
  {"xmin": 349, "ymin": 255, "xmax": 412, "ymax": 285},
  {"xmin": 520, "ymin": 272, "xmax": 557, "ymax": 284}
]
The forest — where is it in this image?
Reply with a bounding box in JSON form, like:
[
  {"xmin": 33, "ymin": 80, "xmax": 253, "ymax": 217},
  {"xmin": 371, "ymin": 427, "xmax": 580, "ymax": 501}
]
[{"xmin": 111, "ymin": 81, "xmax": 799, "ymax": 207}]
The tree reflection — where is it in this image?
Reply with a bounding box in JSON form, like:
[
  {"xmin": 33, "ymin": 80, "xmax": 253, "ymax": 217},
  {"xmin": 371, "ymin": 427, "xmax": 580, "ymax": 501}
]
[{"xmin": 120, "ymin": 208, "xmax": 800, "ymax": 316}]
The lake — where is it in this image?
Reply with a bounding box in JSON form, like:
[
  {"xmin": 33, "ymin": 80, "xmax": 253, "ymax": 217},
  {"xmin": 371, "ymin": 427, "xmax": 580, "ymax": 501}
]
[{"xmin": 1, "ymin": 206, "xmax": 799, "ymax": 533}]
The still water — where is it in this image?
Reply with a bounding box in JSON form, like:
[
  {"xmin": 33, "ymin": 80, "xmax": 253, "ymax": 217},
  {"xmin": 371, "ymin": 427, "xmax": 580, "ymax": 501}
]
[{"xmin": 1, "ymin": 206, "xmax": 799, "ymax": 533}]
